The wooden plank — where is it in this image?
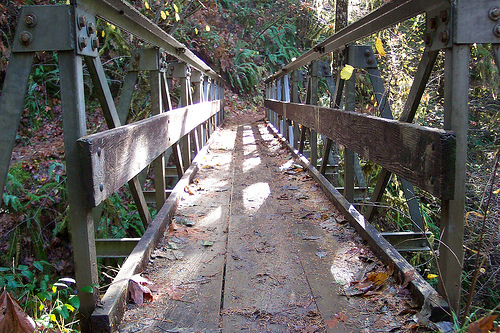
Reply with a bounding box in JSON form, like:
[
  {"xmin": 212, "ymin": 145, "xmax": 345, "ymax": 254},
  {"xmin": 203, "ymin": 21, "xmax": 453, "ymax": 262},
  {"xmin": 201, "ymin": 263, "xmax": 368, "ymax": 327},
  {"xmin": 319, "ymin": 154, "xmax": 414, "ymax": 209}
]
[
  {"xmin": 264, "ymin": 100, "xmax": 456, "ymax": 199},
  {"xmin": 90, "ymin": 138, "xmax": 207, "ymax": 332},
  {"xmin": 77, "ymin": 100, "xmax": 221, "ymax": 208},
  {"xmin": 222, "ymin": 124, "xmax": 323, "ymax": 331},
  {"xmin": 265, "ymin": 121, "xmax": 450, "ymax": 317}
]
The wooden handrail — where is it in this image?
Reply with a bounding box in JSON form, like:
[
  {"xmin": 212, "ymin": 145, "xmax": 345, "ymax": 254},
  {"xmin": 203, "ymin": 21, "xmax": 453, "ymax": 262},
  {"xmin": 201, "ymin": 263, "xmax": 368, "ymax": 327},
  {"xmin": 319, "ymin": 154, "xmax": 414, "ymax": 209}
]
[{"xmin": 77, "ymin": 100, "xmax": 222, "ymax": 208}]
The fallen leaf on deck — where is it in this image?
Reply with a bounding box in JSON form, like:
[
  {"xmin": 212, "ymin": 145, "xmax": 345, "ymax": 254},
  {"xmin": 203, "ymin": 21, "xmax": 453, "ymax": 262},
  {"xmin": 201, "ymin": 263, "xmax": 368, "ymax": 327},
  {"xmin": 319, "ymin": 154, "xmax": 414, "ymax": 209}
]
[
  {"xmin": 184, "ymin": 186, "xmax": 194, "ymax": 195},
  {"xmin": 165, "ymin": 285, "xmax": 185, "ymax": 301},
  {"xmin": 351, "ymin": 271, "xmax": 390, "ymax": 295},
  {"xmin": 0, "ymin": 289, "xmax": 36, "ymax": 333},
  {"xmin": 175, "ymin": 216, "xmax": 194, "ymax": 227},
  {"xmin": 201, "ymin": 240, "xmax": 214, "ymax": 246},
  {"xmin": 128, "ymin": 274, "xmax": 153, "ymax": 305},
  {"xmin": 325, "ymin": 312, "xmax": 348, "ymax": 328},
  {"xmin": 469, "ymin": 315, "xmax": 498, "ymax": 333}
]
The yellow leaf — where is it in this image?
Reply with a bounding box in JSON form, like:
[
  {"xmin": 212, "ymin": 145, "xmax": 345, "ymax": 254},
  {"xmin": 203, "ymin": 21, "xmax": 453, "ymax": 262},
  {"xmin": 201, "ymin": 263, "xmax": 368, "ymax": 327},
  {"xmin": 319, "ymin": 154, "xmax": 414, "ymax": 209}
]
[
  {"xmin": 195, "ymin": 27, "xmax": 198, "ymax": 34},
  {"xmin": 340, "ymin": 65, "xmax": 354, "ymax": 80},
  {"xmin": 39, "ymin": 304, "xmax": 44, "ymax": 311},
  {"xmin": 375, "ymin": 37, "xmax": 386, "ymax": 56},
  {"xmin": 66, "ymin": 0, "xmax": 69, "ymax": 4},
  {"xmin": 110, "ymin": 24, "xmax": 116, "ymax": 30},
  {"xmin": 50, "ymin": 314, "xmax": 56, "ymax": 322},
  {"xmin": 160, "ymin": 11, "xmax": 167, "ymax": 20},
  {"xmin": 427, "ymin": 274, "xmax": 438, "ymax": 279},
  {"xmin": 144, "ymin": 1, "xmax": 149, "ymax": 10},
  {"xmin": 173, "ymin": 3, "xmax": 179, "ymax": 12},
  {"xmin": 206, "ymin": 25, "xmax": 210, "ymax": 31},
  {"xmin": 52, "ymin": 285, "xmax": 57, "ymax": 293},
  {"xmin": 102, "ymin": 30, "xmax": 105, "ymax": 37},
  {"xmin": 175, "ymin": 12, "xmax": 180, "ymax": 21},
  {"xmin": 494, "ymin": 188, "xmax": 500, "ymax": 194}
]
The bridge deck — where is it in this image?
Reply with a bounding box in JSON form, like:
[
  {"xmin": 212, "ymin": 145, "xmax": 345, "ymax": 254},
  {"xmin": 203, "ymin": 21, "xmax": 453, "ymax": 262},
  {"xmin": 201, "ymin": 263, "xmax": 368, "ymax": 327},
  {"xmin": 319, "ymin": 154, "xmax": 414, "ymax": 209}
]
[{"xmin": 118, "ymin": 115, "xmax": 413, "ymax": 332}]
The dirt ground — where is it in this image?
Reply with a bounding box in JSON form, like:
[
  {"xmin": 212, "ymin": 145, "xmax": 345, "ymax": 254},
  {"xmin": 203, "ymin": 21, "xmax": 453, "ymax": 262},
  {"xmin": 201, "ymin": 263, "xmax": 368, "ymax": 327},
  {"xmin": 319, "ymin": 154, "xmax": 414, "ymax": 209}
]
[{"xmin": 118, "ymin": 110, "xmax": 420, "ymax": 332}]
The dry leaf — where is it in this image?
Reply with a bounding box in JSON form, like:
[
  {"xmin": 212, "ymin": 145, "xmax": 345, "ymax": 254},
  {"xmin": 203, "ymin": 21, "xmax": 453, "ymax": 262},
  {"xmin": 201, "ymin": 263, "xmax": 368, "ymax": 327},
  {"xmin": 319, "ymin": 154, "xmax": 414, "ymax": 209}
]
[
  {"xmin": 375, "ymin": 36, "xmax": 386, "ymax": 56},
  {"xmin": 340, "ymin": 65, "xmax": 354, "ymax": 80},
  {"xmin": 184, "ymin": 186, "xmax": 194, "ymax": 195},
  {"xmin": 128, "ymin": 274, "xmax": 153, "ymax": 305},
  {"xmin": 0, "ymin": 289, "xmax": 36, "ymax": 333},
  {"xmin": 325, "ymin": 312, "xmax": 348, "ymax": 328},
  {"xmin": 166, "ymin": 285, "xmax": 185, "ymax": 301},
  {"xmin": 469, "ymin": 315, "xmax": 498, "ymax": 333}
]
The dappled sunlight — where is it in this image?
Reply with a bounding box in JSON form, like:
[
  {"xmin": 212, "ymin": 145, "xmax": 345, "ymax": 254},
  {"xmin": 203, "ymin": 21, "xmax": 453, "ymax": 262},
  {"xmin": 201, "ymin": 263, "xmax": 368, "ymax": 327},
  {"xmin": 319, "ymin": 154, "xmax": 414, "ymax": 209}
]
[
  {"xmin": 243, "ymin": 182, "xmax": 271, "ymax": 213},
  {"xmin": 243, "ymin": 156, "xmax": 261, "ymax": 173},
  {"xmin": 197, "ymin": 205, "xmax": 222, "ymax": 228}
]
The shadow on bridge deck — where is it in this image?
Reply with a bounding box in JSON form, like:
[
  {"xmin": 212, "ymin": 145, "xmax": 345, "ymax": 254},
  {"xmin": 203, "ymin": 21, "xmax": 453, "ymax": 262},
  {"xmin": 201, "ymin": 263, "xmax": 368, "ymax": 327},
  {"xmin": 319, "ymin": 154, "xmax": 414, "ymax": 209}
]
[{"xmin": 118, "ymin": 115, "xmax": 413, "ymax": 332}]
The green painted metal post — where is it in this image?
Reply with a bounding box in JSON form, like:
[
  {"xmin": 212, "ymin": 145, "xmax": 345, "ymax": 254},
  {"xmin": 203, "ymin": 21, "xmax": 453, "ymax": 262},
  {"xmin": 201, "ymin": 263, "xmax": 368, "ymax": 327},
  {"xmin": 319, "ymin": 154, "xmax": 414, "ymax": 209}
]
[
  {"xmin": 343, "ymin": 48, "xmax": 356, "ymax": 203},
  {"xmin": 58, "ymin": 51, "xmax": 98, "ymax": 333},
  {"xmin": 0, "ymin": 53, "xmax": 33, "ymax": 207},
  {"xmin": 150, "ymin": 70, "xmax": 167, "ymax": 209},
  {"xmin": 440, "ymin": 45, "xmax": 470, "ymax": 313}
]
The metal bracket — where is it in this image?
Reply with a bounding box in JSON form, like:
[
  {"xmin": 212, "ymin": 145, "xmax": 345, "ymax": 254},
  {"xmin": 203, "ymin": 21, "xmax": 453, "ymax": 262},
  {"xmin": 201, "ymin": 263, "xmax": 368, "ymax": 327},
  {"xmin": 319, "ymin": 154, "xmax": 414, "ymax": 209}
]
[
  {"xmin": 167, "ymin": 62, "xmax": 191, "ymax": 78},
  {"xmin": 74, "ymin": 7, "xmax": 99, "ymax": 57},
  {"xmin": 191, "ymin": 70, "xmax": 204, "ymax": 83},
  {"xmin": 425, "ymin": 3, "xmax": 452, "ymax": 51},
  {"xmin": 347, "ymin": 45, "xmax": 378, "ymax": 69},
  {"xmin": 455, "ymin": 0, "xmax": 500, "ymax": 44},
  {"xmin": 129, "ymin": 48, "xmax": 166, "ymax": 72},
  {"xmin": 13, "ymin": 5, "xmax": 74, "ymax": 52},
  {"xmin": 12, "ymin": 5, "xmax": 99, "ymax": 56},
  {"xmin": 311, "ymin": 61, "xmax": 332, "ymax": 77},
  {"xmin": 292, "ymin": 69, "xmax": 307, "ymax": 83}
]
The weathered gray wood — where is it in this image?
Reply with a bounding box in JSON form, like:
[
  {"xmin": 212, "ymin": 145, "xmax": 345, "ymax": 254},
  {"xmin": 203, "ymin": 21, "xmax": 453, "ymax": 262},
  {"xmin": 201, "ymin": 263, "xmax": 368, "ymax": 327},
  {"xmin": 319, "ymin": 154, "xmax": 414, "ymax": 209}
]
[
  {"xmin": 91, "ymin": 141, "xmax": 206, "ymax": 331},
  {"xmin": 0, "ymin": 52, "xmax": 33, "ymax": 207},
  {"xmin": 264, "ymin": 100, "xmax": 456, "ymax": 200},
  {"xmin": 440, "ymin": 45, "xmax": 469, "ymax": 312},
  {"xmin": 266, "ymin": 122, "xmax": 450, "ymax": 316},
  {"xmin": 365, "ymin": 49, "xmax": 438, "ymax": 221},
  {"xmin": 77, "ymin": 100, "xmax": 221, "ymax": 208},
  {"xmin": 59, "ymin": 51, "xmax": 98, "ymax": 333}
]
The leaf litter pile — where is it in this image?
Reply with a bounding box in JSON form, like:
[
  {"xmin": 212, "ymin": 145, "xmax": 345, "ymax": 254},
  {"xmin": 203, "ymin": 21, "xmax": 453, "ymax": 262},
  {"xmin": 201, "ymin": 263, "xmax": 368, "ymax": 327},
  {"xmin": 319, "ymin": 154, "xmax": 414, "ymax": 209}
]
[{"xmin": 119, "ymin": 110, "xmax": 442, "ymax": 332}]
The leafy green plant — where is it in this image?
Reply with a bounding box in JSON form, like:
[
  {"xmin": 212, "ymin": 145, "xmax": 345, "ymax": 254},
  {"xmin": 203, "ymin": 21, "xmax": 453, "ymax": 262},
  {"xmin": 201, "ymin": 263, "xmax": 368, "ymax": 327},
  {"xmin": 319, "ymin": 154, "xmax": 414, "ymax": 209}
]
[{"xmin": 0, "ymin": 261, "xmax": 82, "ymax": 332}]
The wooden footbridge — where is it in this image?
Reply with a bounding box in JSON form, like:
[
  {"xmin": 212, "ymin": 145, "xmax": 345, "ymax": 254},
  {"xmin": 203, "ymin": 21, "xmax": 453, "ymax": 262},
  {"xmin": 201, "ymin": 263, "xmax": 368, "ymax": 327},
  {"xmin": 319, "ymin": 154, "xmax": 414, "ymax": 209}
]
[{"xmin": 0, "ymin": 0, "xmax": 495, "ymax": 331}]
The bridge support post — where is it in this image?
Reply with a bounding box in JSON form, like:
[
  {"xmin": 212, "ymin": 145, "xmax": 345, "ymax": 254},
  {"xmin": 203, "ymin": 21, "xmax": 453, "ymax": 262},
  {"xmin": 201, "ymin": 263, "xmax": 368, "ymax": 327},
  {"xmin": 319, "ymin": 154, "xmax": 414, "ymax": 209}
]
[
  {"xmin": 440, "ymin": 44, "xmax": 470, "ymax": 313},
  {"xmin": 59, "ymin": 51, "xmax": 99, "ymax": 333}
]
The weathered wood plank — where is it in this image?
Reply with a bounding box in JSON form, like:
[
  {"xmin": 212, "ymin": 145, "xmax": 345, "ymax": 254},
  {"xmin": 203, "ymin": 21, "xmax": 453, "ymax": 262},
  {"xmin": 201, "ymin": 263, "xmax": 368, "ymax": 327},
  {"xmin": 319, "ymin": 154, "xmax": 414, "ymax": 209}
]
[
  {"xmin": 77, "ymin": 100, "xmax": 221, "ymax": 207},
  {"xmin": 90, "ymin": 140, "xmax": 207, "ymax": 332},
  {"xmin": 265, "ymin": 121, "xmax": 450, "ymax": 319},
  {"xmin": 264, "ymin": 99, "xmax": 456, "ymax": 199}
]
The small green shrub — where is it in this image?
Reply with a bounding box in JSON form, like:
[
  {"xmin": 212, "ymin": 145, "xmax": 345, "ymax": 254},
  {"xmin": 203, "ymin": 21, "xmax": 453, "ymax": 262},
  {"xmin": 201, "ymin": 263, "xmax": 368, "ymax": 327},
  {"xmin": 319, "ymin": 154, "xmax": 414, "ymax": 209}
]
[{"xmin": 0, "ymin": 261, "xmax": 83, "ymax": 332}]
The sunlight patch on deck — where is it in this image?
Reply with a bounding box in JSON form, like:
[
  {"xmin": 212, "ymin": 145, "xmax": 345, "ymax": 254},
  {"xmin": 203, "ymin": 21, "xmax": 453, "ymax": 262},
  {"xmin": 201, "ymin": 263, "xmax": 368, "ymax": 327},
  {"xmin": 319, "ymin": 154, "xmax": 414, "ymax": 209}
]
[{"xmin": 243, "ymin": 182, "xmax": 270, "ymax": 212}]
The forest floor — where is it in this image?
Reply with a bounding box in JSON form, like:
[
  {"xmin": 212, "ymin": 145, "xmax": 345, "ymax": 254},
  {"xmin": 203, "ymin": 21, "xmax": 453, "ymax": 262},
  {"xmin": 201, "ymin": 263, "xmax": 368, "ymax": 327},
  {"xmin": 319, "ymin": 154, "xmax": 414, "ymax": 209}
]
[{"xmin": 118, "ymin": 107, "xmax": 421, "ymax": 332}]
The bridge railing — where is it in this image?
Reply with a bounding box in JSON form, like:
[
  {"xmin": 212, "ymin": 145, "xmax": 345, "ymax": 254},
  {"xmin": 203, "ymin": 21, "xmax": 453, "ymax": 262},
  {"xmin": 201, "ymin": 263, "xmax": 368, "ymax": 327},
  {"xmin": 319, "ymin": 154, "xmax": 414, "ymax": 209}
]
[
  {"xmin": 0, "ymin": 0, "xmax": 224, "ymax": 331},
  {"xmin": 264, "ymin": 0, "xmax": 492, "ymax": 316}
]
